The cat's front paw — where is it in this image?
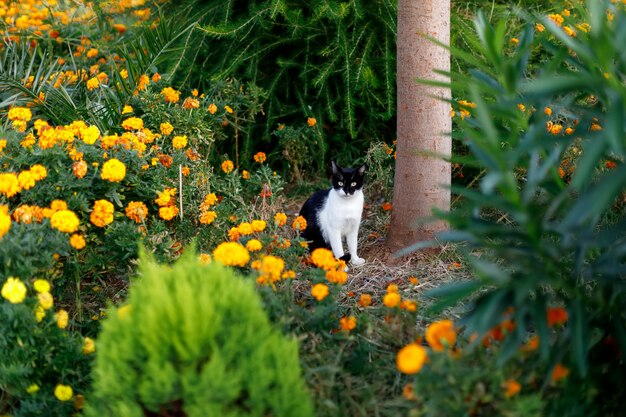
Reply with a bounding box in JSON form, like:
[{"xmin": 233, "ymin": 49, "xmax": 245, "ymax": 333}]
[{"xmin": 351, "ymin": 257, "xmax": 365, "ymax": 266}]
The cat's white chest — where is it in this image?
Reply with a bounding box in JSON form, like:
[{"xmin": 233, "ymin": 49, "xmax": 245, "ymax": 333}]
[{"xmin": 318, "ymin": 190, "xmax": 363, "ymax": 239}]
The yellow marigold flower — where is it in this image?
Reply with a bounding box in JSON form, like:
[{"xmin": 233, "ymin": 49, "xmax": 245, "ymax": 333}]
[
  {"xmin": 191, "ymin": 89, "xmax": 199, "ymax": 97},
  {"xmin": 0, "ymin": 139, "xmax": 6, "ymax": 153},
  {"xmin": 34, "ymin": 305, "xmax": 46, "ymax": 322},
  {"xmin": 79, "ymin": 125, "xmax": 100, "ymax": 144},
  {"xmin": 87, "ymin": 48, "xmax": 99, "ymax": 58},
  {"xmin": 536, "ymin": 23, "xmax": 546, "ymax": 32},
  {"xmin": 183, "ymin": 97, "xmax": 200, "ymax": 109},
  {"xmin": 100, "ymin": 158, "xmax": 126, "ymax": 182},
  {"xmin": 50, "ymin": 210, "xmax": 80, "ymax": 233},
  {"xmin": 503, "ymin": 379, "xmax": 521, "ymax": 398},
  {"xmin": 221, "ymin": 160, "xmax": 234, "ymax": 174},
  {"xmin": 274, "ymin": 212, "xmax": 287, "ymax": 226},
  {"xmin": 251, "ymin": 220, "xmax": 266, "ymax": 232},
  {"xmin": 258, "ymin": 255, "xmax": 285, "ymax": 283},
  {"xmin": 18, "ymin": 170, "xmax": 36, "ymax": 190},
  {"xmin": 310, "ymin": 248, "xmax": 337, "ymax": 271},
  {"xmin": 563, "ymin": 26, "xmax": 576, "ymax": 37},
  {"xmin": 54, "ymin": 384, "xmax": 73, "ymax": 401},
  {"xmin": 242, "ymin": 170, "xmax": 250, "ymax": 180},
  {"xmin": 159, "ymin": 205, "xmax": 179, "ymax": 221},
  {"xmin": 160, "ymin": 122, "xmax": 174, "ymax": 135},
  {"xmin": 311, "ymin": 283, "xmax": 329, "ymax": 301},
  {"xmin": 8, "ymin": 107, "xmax": 32, "ymax": 122},
  {"xmin": 86, "ymin": 77, "xmax": 99, "ymax": 90},
  {"xmin": 396, "ymin": 344, "xmax": 427, "ymax": 374},
  {"xmin": 38, "ymin": 291, "xmax": 54, "ymax": 310},
  {"xmin": 254, "ymin": 152, "xmax": 266, "ymax": 163},
  {"xmin": 199, "ymin": 253, "xmax": 212, "ymax": 264},
  {"xmin": 0, "ymin": 173, "xmax": 21, "ymax": 197},
  {"xmin": 400, "ymin": 300, "xmax": 418, "ymax": 312},
  {"xmin": 208, "ymin": 103, "xmax": 217, "ymax": 114},
  {"xmin": 121, "ymin": 117, "xmax": 144, "ymax": 131},
  {"xmin": 199, "ymin": 210, "xmax": 217, "ymax": 225},
  {"xmin": 70, "ymin": 234, "xmax": 86, "ymax": 250},
  {"xmin": 82, "ymin": 337, "xmax": 95, "ymax": 354},
  {"xmin": 2, "ymin": 277, "xmax": 27, "ymax": 304},
  {"xmin": 73, "ymin": 160, "xmax": 88, "ymax": 179},
  {"xmin": 90, "ymin": 199, "xmax": 114, "ymax": 228},
  {"xmin": 12, "ymin": 120, "xmax": 27, "ymax": 132},
  {"xmin": 120, "ymin": 69, "xmax": 129, "ymax": 79},
  {"xmin": 358, "ymin": 293, "xmax": 372, "ymax": 307},
  {"xmin": 425, "ymin": 319, "xmax": 456, "ymax": 351},
  {"xmin": 1, "ymin": 210, "xmax": 12, "ymax": 240},
  {"xmin": 383, "ymin": 292, "xmax": 401, "ymax": 308},
  {"xmin": 161, "ymin": 87, "xmax": 180, "ymax": 103},
  {"xmin": 30, "ymin": 165, "xmax": 46, "ymax": 182},
  {"xmin": 576, "ymin": 23, "xmax": 591, "ymax": 33},
  {"xmin": 125, "ymin": 201, "xmax": 148, "ymax": 223},
  {"xmin": 213, "ymin": 242, "xmax": 250, "ymax": 267},
  {"xmin": 33, "ymin": 279, "xmax": 50, "ymax": 293},
  {"xmin": 307, "ymin": 117, "xmax": 316, "ymax": 127},
  {"xmin": 155, "ymin": 188, "xmax": 176, "ymax": 206},
  {"xmin": 56, "ymin": 309, "xmax": 69, "ymax": 328},
  {"xmin": 510, "ymin": 37, "xmax": 519, "ymax": 45},
  {"xmin": 548, "ymin": 13, "xmax": 564, "ymax": 26},
  {"xmin": 122, "ymin": 105, "xmax": 133, "ymax": 114},
  {"xmin": 292, "ymin": 215, "xmax": 307, "ymax": 231},
  {"xmin": 238, "ymin": 222, "xmax": 254, "ymax": 236},
  {"xmin": 340, "ymin": 316, "xmax": 357, "ymax": 331},
  {"xmin": 224, "ymin": 105, "xmax": 233, "ymax": 113},
  {"xmin": 172, "ymin": 135, "xmax": 188, "ymax": 149},
  {"xmin": 202, "ymin": 193, "xmax": 218, "ymax": 207},
  {"xmin": 26, "ymin": 384, "xmax": 40, "ymax": 394}
]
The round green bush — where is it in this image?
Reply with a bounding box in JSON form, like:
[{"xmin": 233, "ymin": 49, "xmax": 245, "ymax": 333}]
[{"xmin": 85, "ymin": 249, "xmax": 314, "ymax": 417}]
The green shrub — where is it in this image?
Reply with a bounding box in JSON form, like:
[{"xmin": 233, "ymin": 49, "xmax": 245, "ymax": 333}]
[
  {"xmin": 419, "ymin": 1, "xmax": 626, "ymax": 415},
  {"xmin": 0, "ymin": 280, "xmax": 92, "ymax": 417},
  {"xmin": 85, "ymin": 248, "xmax": 314, "ymax": 417}
]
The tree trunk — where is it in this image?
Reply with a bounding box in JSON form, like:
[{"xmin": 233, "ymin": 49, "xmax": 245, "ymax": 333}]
[{"xmin": 389, "ymin": 0, "xmax": 451, "ymax": 251}]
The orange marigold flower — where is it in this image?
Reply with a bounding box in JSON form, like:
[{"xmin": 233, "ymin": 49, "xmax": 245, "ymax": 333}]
[
  {"xmin": 73, "ymin": 160, "xmax": 88, "ymax": 178},
  {"xmin": 307, "ymin": 117, "xmax": 316, "ymax": 127},
  {"xmin": 183, "ymin": 97, "xmax": 200, "ymax": 109},
  {"xmin": 551, "ymin": 364, "xmax": 570, "ymax": 382},
  {"xmin": 292, "ymin": 215, "xmax": 307, "ymax": 231},
  {"xmin": 159, "ymin": 154, "xmax": 173, "ymax": 168},
  {"xmin": 208, "ymin": 103, "xmax": 217, "ymax": 114},
  {"xmin": 151, "ymin": 73, "xmax": 161, "ymax": 83},
  {"xmin": 125, "ymin": 201, "xmax": 148, "ymax": 223},
  {"xmin": 339, "ymin": 316, "xmax": 357, "ymax": 331},
  {"xmin": 503, "ymin": 379, "xmax": 521, "ymax": 398},
  {"xmin": 396, "ymin": 343, "xmax": 428, "ymax": 374},
  {"xmin": 254, "ymin": 152, "xmax": 267, "ymax": 163},
  {"xmin": 90, "ymin": 200, "xmax": 114, "ymax": 227},
  {"xmin": 311, "ymin": 283, "xmax": 329, "ymax": 301},
  {"xmin": 86, "ymin": 77, "xmax": 99, "ymax": 90},
  {"xmin": 381, "ymin": 202, "xmax": 393, "ymax": 211},
  {"xmin": 310, "ymin": 248, "xmax": 336, "ymax": 270},
  {"xmin": 161, "ymin": 87, "xmax": 180, "ymax": 103},
  {"xmin": 383, "ymin": 292, "xmax": 401, "ymax": 308},
  {"xmin": 358, "ymin": 293, "xmax": 372, "ymax": 307},
  {"xmin": 425, "ymin": 320, "xmax": 456, "ymax": 351},
  {"xmin": 251, "ymin": 220, "xmax": 266, "ymax": 232},
  {"xmin": 221, "ymin": 160, "xmax": 234, "ymax": 174},
  {"xmin": 547, "ymin": 307, "xmax": 568, "ymax": 327},
  {"xmin": 70, "ymin": 234, "xmax": 86, "ymax": 250},
  {"xmin": 224, "ymin": 105, "xmax": 233, "ymax": 114},
  {"xmin": 242, "ymin": 170, "xmax": 250, "ymax": 180}
]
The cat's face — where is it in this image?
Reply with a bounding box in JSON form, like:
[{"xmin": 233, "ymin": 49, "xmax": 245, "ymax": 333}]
[{"xmin": 331, "ymin": 161, "xmax": 366, "ymax": 197}]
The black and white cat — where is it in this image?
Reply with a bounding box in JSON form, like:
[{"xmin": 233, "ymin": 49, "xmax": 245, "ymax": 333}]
[{"xmin": 299, "ymin": 161, "xmax": 366, "ymax": 266}]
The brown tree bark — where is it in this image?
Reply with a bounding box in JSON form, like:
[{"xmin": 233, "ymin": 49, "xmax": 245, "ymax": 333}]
[{"xmin": 389, "ymin": 0, "xmax": 451, "ymax": 251}]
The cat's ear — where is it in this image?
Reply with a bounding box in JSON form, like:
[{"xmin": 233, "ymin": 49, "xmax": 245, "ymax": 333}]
[
  {"xmin": 356, "ymin": 163, "xmax": 366, "ymax": 176},
  {"xmin": 330, "ymin": 160, "xmax": 340, "ymax": 175}
]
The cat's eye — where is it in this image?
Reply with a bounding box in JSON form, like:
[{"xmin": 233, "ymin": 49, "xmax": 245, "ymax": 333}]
[
  {"xmin": 351, "ymin": 182, "xmax": 357, "ymax": 187},
  {"xmin": 338, "ymin": 181, "xmax": 343, "ymax": 186}
]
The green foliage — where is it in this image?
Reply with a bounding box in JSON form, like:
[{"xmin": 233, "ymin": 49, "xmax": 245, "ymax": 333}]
[
  {"xmin": 0, "ymin": 285, "xmax": 92, "ymax": 417},
  {"xmin": 85, "ymin": 248, "xmax": 314, "ymax": 417},
  {"xmin": 169, "ymin": 0, "xmax": 397, "ymax": 169},
  {"xmin": 423, "ymin": 1, "xmax": 626, "ymax": 415}
]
